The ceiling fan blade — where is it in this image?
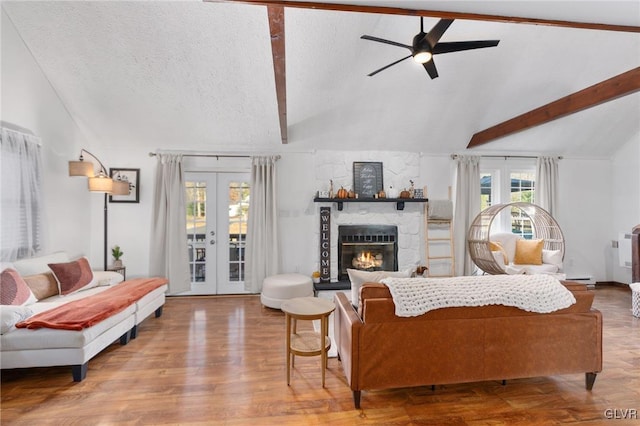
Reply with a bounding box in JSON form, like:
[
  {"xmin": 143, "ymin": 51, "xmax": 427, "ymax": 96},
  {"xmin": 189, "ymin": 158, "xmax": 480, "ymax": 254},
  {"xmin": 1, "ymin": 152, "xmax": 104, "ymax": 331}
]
[
  {"xmin": 433, "ymin": 40, "xmax": 500, "ymax": 54},
  {"xmin": 367, "ymin": 54, "xmax": 413, "ymax": 76},
  {"xmin": 361, "ymin": 35, "xmax": 412, "ymax": 50},
  {"xmin": 426, "ymin": 19, "xmax": 454, "ymax": 47},
  {"xmin": 423, "ymin": 60, "xmax": 439, "ymax": 79}
]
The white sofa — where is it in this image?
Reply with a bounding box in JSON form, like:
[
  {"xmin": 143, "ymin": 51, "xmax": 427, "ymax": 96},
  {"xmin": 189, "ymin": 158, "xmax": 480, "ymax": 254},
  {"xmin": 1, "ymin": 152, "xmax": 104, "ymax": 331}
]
[
  {"xmin": 1, "ymin": 252, "xmax": 167, "ymax": 381},
  {"xmin": 489, "ymin": 233, "xmax": 564, "ymax": 276}
]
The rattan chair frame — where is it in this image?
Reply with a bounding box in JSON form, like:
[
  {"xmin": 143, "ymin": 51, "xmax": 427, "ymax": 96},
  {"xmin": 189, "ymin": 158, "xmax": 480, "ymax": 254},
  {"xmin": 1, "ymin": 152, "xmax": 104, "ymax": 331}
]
[{"xmin": 467, "ymin": 202, "xmax": 565, "ymax": 275}]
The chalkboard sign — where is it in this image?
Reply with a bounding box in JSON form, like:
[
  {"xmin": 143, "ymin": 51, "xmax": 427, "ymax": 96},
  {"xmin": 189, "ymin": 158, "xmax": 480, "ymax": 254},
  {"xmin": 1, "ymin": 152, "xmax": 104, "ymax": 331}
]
[{"xmin": 353, "ymin": 162, "xmax": 383, "ymax": 199}]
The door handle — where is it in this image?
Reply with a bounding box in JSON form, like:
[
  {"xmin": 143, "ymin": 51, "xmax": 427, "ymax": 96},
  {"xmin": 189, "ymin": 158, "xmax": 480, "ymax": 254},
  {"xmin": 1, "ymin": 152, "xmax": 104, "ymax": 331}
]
[
  {"xmin": 210, "ymin": 231, "xmax": 216, "ymax": 236},
  {"xmin": 210, "ymin": 240, "xmax": 216, "ymax": 245}
]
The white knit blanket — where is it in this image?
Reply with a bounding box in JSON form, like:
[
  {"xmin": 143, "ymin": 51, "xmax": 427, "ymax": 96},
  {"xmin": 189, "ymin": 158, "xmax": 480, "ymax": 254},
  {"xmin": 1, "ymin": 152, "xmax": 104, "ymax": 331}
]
[{"xmin": 381, "ymin": 275, "xmax": 576, "ymax": 317}]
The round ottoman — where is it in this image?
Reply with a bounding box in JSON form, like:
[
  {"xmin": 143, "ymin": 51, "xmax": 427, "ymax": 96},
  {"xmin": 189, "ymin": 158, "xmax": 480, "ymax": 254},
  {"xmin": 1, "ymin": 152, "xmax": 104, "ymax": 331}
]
[{"xmin": 261, "ymin": 273, "xmax": 313, "ymax": 309}]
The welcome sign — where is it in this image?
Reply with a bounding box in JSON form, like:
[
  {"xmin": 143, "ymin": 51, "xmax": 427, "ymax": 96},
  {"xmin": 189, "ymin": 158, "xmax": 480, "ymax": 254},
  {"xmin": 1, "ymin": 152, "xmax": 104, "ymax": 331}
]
[{"xmin": 320, "ymin": 207, "xmax": 331, "ymax": 282}]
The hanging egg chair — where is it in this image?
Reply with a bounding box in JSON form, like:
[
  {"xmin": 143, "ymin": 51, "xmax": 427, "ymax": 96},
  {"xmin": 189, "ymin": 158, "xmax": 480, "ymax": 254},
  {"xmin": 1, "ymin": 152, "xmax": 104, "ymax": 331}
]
[{"xmin": 467, "ymin": 202, "xmax": 565, "ymax": 275}]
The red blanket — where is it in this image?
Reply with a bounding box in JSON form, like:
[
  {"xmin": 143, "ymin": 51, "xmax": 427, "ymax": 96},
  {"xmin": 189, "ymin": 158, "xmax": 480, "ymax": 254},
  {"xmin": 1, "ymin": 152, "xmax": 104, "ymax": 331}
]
[{"xmin": 16, "ymin": 277, "xmax": 168, "ymax": 331}]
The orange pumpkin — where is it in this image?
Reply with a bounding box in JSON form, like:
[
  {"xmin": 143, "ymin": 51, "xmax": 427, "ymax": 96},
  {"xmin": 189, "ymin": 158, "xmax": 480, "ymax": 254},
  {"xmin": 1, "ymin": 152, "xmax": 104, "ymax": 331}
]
[
  {"xmin": 399, "ymin": 190, "xmax": 411, "ymax": 199},
  {"xmin": 336, "ymin": 187, "xmax": 349, "ymax": 199}
]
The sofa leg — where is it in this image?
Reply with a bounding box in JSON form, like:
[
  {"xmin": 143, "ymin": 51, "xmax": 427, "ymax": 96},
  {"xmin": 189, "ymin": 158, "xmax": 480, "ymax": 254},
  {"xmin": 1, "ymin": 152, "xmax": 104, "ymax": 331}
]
[
  {"xmin": 130, "ymin": 325, "xmax": 138, "ymax": 339},
  {"xmin": 502, "ymin": 380, "xmax": 507, "ymax": 386},
  {"xmin": 120, "ymin": 329, "xmax": 132, "ymax": 345},
  {"xmin": 72, "ymin": 363, "xmax": 88, "ymax": 382},
  {"xmin": 586, "ymin": 372, "xmax": 597, "ymax": 390},
  {"xmin": 155, "ymin": 306, "xmax": 164, "ymax": 318},
  {"xmin": 353, "ymin": 390, "xmax": 361, "ymax": 409}
]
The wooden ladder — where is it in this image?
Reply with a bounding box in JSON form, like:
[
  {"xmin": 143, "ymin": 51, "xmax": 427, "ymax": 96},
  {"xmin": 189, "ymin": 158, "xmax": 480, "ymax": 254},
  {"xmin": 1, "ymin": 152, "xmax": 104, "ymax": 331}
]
[{"xmin": 424, "ymin": 188, "xmax": 455, "ymax": 277}]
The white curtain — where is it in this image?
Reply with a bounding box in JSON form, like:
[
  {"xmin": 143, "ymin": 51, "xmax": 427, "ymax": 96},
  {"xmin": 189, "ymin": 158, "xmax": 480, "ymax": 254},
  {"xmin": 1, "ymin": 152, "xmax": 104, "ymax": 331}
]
[
  {"xmin": 0, "ymin": 127, "xmax": 43, "ymax": 261},
  {"xmin": 453, "ymin": 155, "xmax": 481, "ymax": 276},
  {"xmin": 536, "ymin": 156, "xmax": 559, "ymax": 216},
  {"xmin": 245, "ymin": 155, "xmax": 280, "ymax": 293},
  {"xmin": 149, "ymin": 154, "xmax": 190, "ymax": 294}
]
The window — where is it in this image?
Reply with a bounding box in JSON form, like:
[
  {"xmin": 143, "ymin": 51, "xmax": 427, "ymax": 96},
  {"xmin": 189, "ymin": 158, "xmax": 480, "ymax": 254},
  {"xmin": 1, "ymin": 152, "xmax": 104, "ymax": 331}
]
[
  {"xmin": 480, "ymin": 160, "xmax": 535, "ymax": 238},
  {"xmin": 0, "ymin": 128, "xmax": 43, "ymax": 261}
]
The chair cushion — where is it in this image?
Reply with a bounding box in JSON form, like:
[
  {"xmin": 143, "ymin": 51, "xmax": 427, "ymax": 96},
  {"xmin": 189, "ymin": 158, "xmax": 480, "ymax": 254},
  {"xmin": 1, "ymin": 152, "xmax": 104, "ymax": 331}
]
[
  {"xmin": 489, "ymin": 241, "xmax": 509, "ymax": 264},
  {"xmin": 490, "ymin": 233, "xmax": 519, "ymax": 263}
]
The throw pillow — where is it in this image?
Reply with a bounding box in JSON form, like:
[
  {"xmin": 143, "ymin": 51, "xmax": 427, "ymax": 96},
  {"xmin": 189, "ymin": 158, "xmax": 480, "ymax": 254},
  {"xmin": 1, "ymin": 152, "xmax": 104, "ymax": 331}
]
[
  {"xmin": 514, "ymin": 239, "xmax": 544, "ymax": 265},
  {"xmin": 23, "ymin": 272, "xmax": 60, "ymax": 300},
  {"xmin": 542, "ymin": 249, "xmax": 563, "ymax": 268},
  {"xmin": 48, "ymin": 257, "xmax": 94, "ymax": 295},
  {"xmin": 1, "ymin": 268, "xmax": 37, "ymax": 306},
  {"xmin": 348, "ymin": 268, "xmax": 411, "ymax": 308},
  {"xmin": 489, "ymin": 241, "xmax": 509, "ymax": 264},
  {"xmin": 91, "ymin": 270, "xmax": 125, "ymax": 287},
  {"xmin": 0, "ymin": 305, "xmax": 34, "ymax": 334}
]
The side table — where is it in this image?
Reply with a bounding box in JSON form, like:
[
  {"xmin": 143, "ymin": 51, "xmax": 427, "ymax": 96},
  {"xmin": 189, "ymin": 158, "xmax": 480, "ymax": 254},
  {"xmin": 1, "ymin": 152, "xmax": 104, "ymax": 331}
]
[{"xmin": 281, "ymin": 296, "xmax": 335, "ymax": 387}]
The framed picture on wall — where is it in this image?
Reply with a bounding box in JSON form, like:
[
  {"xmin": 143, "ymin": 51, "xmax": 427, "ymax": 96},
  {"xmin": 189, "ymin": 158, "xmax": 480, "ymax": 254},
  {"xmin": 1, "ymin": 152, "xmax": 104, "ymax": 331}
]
[{"xmin": 109, "ymin": 168, "xmax": 140, "ymax": 203}]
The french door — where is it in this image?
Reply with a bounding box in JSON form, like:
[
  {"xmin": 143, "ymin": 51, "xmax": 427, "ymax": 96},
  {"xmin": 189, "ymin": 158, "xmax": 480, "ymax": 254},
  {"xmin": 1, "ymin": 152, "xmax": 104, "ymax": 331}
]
[{"xmin": 184, "ymin": 172, "xmax": 250, "ymax": 295}]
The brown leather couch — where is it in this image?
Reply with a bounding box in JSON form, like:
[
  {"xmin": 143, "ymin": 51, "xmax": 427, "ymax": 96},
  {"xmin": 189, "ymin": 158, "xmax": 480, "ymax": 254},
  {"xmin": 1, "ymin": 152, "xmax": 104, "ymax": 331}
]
[{"xmin": 334, "ymin": 281, "xmax": 602, "ymax": 408}]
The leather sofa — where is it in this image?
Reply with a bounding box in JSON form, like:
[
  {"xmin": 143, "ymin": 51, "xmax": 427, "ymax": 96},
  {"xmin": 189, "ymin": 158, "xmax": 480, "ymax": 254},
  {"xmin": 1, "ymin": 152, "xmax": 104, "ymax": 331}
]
[{"xmin": 334, "ymin": 281, "xmax": 602, "ymax": 408}]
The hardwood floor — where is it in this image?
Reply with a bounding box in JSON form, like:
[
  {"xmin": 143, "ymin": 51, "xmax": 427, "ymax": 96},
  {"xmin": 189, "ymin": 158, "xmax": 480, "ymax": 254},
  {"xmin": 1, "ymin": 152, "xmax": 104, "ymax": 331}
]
[{"xmin": 2, "ymin": 286, "xmax": 639, "ymax": 425}]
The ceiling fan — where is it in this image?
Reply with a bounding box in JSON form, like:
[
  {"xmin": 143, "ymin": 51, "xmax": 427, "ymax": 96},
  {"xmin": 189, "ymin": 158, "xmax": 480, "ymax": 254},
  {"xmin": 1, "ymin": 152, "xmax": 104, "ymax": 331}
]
[{"xmin": 361, "ymin": 18, "xmax": 499, "ymax": 79}]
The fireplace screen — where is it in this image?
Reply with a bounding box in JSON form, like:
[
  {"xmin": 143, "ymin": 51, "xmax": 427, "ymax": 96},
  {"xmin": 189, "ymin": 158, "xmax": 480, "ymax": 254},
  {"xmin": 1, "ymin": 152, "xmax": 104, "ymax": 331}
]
[{"xmin": 338, "ymin": 225, "xmax": 398, "ymax": 280}]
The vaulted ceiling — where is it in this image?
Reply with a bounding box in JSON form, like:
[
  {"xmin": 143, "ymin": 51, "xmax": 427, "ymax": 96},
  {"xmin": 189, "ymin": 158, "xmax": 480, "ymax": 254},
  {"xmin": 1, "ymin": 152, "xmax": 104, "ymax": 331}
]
[{"xmin": 3, "ymin": 1, "xmax": 639, "ymax": 158}]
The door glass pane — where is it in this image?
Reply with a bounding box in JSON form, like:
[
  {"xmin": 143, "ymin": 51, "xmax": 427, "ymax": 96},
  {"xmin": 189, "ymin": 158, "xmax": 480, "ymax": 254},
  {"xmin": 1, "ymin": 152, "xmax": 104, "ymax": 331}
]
[
  {"xmin": 186, "ymin": 181, "xmax": 207, "ymax": 283},
  {"xmin": 228, "ymin": 181, "xmax": 249, "ymax": 282}
]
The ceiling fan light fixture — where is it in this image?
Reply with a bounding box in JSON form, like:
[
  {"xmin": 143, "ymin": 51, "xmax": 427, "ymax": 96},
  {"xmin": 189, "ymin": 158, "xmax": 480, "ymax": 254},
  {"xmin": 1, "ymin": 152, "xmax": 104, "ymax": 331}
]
[{"xmin": 413, "ymin": 51, "xmax": 432, "ymax": 64}]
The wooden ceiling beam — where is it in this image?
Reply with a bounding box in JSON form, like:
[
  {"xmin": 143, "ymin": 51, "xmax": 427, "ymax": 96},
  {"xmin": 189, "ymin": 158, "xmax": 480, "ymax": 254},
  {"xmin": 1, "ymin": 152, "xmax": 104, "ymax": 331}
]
[
  {"xmin": 267, "ymin": 5, "xmax": 288, "ymax": 144},
  {"xmin": 467, "ymin": 67, "xmax": 640, "ymax": 148},
  {"xmin": 209, "ymin": 0, "xmax": 640, "ymax": 33}
]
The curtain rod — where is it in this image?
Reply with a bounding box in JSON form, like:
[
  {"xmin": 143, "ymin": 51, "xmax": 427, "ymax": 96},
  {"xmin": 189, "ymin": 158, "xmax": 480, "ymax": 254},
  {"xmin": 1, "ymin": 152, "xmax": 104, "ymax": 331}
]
[
  {"xmin": 149, "ymin": 152, "xmax": 250, "ymax": 159},
  {"xmin": 450, "ymin": 154, "xmax": 563, "ymax": 160},
  {"xmin": 1, "ymin": 121, "xmax": 37, "ymax": 138}
]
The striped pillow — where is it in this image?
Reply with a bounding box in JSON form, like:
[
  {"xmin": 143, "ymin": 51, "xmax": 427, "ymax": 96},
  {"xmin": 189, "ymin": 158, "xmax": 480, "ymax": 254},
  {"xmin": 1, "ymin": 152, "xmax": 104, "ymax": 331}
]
[{"xmin": 1, "ymin": 268, "xmax": 37, "ymax": 306}]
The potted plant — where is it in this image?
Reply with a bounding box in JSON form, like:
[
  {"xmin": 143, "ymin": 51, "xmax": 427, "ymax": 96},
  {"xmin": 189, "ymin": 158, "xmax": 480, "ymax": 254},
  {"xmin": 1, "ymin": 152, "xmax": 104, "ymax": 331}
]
[{"xmin": 112, "ymin": 245, "xmax": 124, "ymax": 267}]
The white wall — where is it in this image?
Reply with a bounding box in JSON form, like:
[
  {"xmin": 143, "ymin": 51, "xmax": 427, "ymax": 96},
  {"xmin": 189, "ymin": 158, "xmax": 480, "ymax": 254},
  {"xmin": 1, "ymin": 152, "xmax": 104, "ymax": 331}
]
[
  {"xmin": 4, "ymin": 5, "xmax": 636, "ymax": 284},
  {"xmin": 556, "ymin": 158, "xmax": 612, "ymax": 282},
  {"xmin": 610, "ymin": 136, "xmax": 640, "ymax": 284},
  {"xmin": 2, "ymin": 11, "xmax": 157, "ymax": 276},
  {"xmin": 1, "ymin": 9, "xmax": 90, "ymax": 260}
]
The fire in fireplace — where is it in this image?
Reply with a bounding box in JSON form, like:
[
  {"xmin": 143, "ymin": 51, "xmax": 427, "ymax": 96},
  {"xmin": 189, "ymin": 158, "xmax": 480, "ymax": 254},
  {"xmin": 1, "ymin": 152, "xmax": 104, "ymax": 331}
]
[
  {"xmin": 352, "ymin": 251, "xmax": 383, "ymax": 270},
  {"xmin": 338, "ymin": 225, "xmax": 398, "ymax": 280}
]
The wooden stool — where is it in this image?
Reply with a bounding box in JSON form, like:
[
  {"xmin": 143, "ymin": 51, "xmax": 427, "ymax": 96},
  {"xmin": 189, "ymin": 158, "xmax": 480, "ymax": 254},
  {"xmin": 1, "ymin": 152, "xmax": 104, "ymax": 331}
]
[{"xmin": 281, "ymin": 297, "xmax": 335, "ymax": 387}]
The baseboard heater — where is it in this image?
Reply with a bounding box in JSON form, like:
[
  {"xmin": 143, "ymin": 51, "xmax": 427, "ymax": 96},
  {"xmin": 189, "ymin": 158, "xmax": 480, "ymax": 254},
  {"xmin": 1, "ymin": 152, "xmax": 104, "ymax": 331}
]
[{"xmin": 567, "ymin": 276, "xmax": 595, "ymax": 286}]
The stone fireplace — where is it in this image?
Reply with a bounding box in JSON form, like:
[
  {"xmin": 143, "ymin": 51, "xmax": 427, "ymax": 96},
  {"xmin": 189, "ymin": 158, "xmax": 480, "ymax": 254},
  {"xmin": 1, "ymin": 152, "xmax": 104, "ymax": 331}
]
[{"xmin": 337, "ymin": 225, "xmax": 398, "ymax": 281}]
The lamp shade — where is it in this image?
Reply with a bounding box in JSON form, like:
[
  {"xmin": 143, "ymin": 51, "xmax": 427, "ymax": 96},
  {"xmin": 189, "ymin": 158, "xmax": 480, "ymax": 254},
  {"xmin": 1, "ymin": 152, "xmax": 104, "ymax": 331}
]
[
  {"xmin": 111, "ymin": 180, "xmax": 130, "ymax": 196},
  {"xmin": 88, "ymin": 174, "xmax": 113, "ymax": 193},
  {"xmin": 68, "ymin": 160, "xmax": 94, "ymax": 177}
]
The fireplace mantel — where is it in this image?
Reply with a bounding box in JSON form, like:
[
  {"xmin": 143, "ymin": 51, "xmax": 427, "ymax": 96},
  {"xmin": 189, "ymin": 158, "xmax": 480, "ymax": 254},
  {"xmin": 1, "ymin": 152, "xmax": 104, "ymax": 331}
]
[{"xmin": 314, "ymin": 197, "xmax": 428, "ymax": 211}]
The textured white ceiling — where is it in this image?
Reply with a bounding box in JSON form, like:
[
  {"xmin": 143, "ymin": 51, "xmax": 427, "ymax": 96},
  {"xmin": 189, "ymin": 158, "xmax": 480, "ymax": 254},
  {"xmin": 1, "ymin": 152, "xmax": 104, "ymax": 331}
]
[{"xmin": 3, "ymin": 1, "xmax": 639, "ymax": 158}]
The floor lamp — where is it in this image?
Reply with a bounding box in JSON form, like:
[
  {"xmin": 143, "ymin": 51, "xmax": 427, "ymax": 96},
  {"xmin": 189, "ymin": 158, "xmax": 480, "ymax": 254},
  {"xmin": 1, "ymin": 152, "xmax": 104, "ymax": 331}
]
[{"xmin": 68, "ymin": 149, "xmax": 129, "ymax": 270}]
